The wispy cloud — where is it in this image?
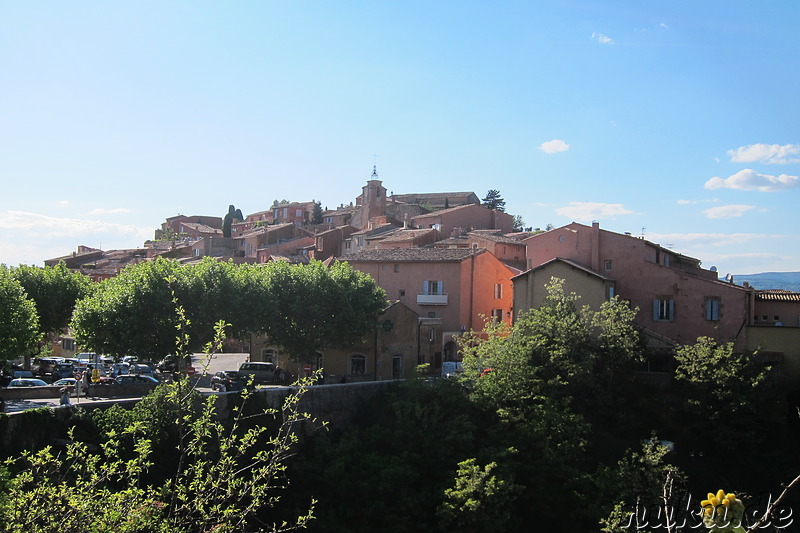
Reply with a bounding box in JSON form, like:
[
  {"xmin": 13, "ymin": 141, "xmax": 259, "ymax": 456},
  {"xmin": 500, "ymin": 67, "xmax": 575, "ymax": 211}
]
[
  {"xmin": 705, "ymin": 169, "xmax": 799, "ymax": 192},
  {"xmin": 727, "ymin": 143, "xmax": 800, "ymax": 164},
  {"xmin": 702, "ymin": 204, "xmax": 756, "ymax": 219},
  {"xmin": 88, "ymin": 207, "xmax": 134, "ymax": 215},
  {"xmin": 555, "ymin": 202, "xmax": 636, "ymax": 222},
  {"xmin": 646, "ymin": 232, "xmax": 776, "ymax": 248},
  {"xmin": 591, "ymin": 32, "xmax": 614, "ymax": 44},
  {"xmin": 538, "ymin": 139, "xmax": 570, "ymax": 154},
  {"xmin": 0, "ymin": 211, "xmax": 151, "ymax": 240}
]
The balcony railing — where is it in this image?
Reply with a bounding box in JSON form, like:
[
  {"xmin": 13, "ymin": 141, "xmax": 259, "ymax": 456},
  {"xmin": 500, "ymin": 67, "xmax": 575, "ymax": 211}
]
[{"xmin": 417, "ymin": 293, "xmax": 448, "ymax": 305}]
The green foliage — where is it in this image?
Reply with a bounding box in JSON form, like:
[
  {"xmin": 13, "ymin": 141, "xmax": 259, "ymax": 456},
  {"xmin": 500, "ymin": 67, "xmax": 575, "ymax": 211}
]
[
  {"xmin": 481, "ymin": 189, "xmax": 506, "ymax": 211},
  {"xmin": 71, "ymin": 257, "xmax": 386, "ymax": 362},
  {"xmin": 260, "ymin": 260, "xmax": 387, "ymax": 362},
  {"xmin": 0, "ymin": 266, "xmax": 40, "ymax": 363},
  {"xmin": 71, "ymin": 257, "xmax": 182, "ymax": 358},
  {"xmin": 1, "ymin": 318, "xmax": 317, "ymax": 532},
  {"xmin": 10, "ymin": 262, "xmax": 93, "ymax": 344},
  {"xmin": 312, "ymin": 201, "xmax": 323, "ymax": 224},
  {"xmin": 222, "ymin": 204, "xmax": 244, "ymax": 238},
  {"xmin": 512, "ymin": 214, "xmax": 524, "ymax": 231},
  {"xmin": 674, "ymin": 337, "xmax": 767, "ymax": 409},
  {"xmin": 437, "ymin": 457, "xmax": 522, "ymax": 533},
  {"xmin": 598, "ymin": 436, "xmax": 685, "ymax": 533}
]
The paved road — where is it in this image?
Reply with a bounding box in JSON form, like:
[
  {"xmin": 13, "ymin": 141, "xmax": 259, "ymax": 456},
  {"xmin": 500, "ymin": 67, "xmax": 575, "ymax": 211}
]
[{"xmin": 2, "ymin": 353, "xmax": 251, "ymax": 414}]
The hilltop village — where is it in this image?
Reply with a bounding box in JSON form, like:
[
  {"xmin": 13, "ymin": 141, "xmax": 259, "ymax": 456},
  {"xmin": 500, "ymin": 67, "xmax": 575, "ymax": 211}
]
[{"xmin": 45, "ymin": 167, "xmax": 800, "ymax": 383}]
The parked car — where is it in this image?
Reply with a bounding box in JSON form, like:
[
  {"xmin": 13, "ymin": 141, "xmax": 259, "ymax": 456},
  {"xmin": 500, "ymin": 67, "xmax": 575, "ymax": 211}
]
[
  {"xmin": 441, "ymin": 361, "xmax": 464, "ymax": 379},
  {"xmin": 156, "ymin": 354, "xmax": 192, "ymax": 373},
  {"xmin": 211, "ymin": 371, "xmax": 245, "ymax": 392},
  {"xmin": 110, "ymin": 362, "xmax": 130, "ymax": 377},
  {"xmin": 237, "ymin": 362, "xmax": 276, "ymax": 385},
  {"xmin": 7, "ymin": 378, "xmax": 49, "ymax": 387},
  {"xmin": 115, "ymin": 375, "xmax": 159, "ymax": 386},
  {"xmin": 51, "ymin": 362, "xmax": 76, "ymax": 381},
  {"xmin": 53, "ymin": 378, "xmax": 78, "ymax": 387},
  {"xmin": 32, "ymin": 357, "xmax": 61, "ymax": 377},
  {"xmin": 131, "ymin": 363, "xmax": 155, "ymax": 377}
]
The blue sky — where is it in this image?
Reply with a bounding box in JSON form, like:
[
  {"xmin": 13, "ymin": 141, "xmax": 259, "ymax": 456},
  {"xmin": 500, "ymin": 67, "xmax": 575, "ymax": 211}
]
[{"xmin": 1, "ymin": 1, "xmax": 798, "ymax": 275}]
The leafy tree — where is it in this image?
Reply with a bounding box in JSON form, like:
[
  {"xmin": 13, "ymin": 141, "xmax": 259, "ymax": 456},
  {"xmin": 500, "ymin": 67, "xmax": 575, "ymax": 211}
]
[
  {"xmin": 10, "ymin": 262, "xmax": 93, "ymax": 352},
  {"xmin": 512, "ymin": 214, "xmax": 524, "ymax": 232},
  {"xmin": 71, "ymin": 258, "xmax": 183, "ymax": 359},
  {"xmin": 312, "ymin": 201, "xmax": 323, "ymax": 224},
  {"xmin": 591, "ymin": 296, "xmax": 644, "ymax": 397},
  {"xmin": 481, "ymin": 189, "xmax": 506, "ymax": 212},
  {"xmin": 222, "ymin": 204, "xmax": 244, "ymax": 238},
  {"xmin": 437, "ymin": 457, "xmax": 522, "ymax": 533},
  {"xmin": 259, "ymin": 260, "xmax": 387, "ymax": 363},
  {"xmin": 0, "ymin": 267, "xmax": 40, "ymax": 367}
]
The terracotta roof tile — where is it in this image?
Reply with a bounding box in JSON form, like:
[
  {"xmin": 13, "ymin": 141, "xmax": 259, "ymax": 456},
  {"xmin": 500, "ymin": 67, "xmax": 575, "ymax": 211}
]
[
  {"xmin": 756, "ymin": 289, "xmax": 800, "ymax": 302},
  {"xmin": 339, "ymin": 248, "xmax": 479, "ymax": 263}
]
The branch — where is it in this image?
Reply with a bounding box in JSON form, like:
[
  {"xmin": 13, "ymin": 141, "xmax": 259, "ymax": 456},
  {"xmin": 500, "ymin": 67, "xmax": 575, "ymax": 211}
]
[{"xmin": 745, "ymin": 472, "xmax": 800, "ymax": 533}]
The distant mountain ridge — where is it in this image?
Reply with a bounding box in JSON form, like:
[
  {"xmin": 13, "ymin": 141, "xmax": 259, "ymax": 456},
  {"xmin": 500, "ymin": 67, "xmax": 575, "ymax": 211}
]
[{"xmin": 733, "ymin": 272, "xmax": 800, "ymax": 292}]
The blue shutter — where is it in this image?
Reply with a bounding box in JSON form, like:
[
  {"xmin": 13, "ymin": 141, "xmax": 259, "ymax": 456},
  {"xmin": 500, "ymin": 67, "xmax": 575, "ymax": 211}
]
[
  {"xmin": 437, "ymin": 281, "xmax": 443, "ymax": 295},
  {"xmin": 653, "ymin": 299, "xmax": 660, "ymax": 321},
  {"xmin": 668, "ymin": 300, "xmax": 675, "ymax": 321},
  {"xmin": 423, "ymin": 281, "xmax": 429, "ymax": 294}
]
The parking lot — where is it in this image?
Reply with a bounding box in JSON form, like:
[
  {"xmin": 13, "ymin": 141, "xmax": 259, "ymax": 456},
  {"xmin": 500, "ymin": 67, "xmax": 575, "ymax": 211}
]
[{"xmin": 1, "ymin": 353, "xmax": 252, "ymax": 414}]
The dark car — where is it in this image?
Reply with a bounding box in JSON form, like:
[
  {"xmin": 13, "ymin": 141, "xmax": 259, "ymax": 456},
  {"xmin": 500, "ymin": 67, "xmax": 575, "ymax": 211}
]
[
  {"xmin": 237, "ymin": 362, "xmax": 276, "ymax": 385},
  {"xmin": 156, "ymin": 355, "xmax": 192, "ymax": 373},
  {"xmin": 115, "ymin": 375, "xmax": 160, "ymax": 386},
  {"xmin": 211, "ymin": 371, "xmax": 245, "ymax": 392},
  {"xmin": 51, "ymin": 362, "xmax": 76, "ymax": 381}
]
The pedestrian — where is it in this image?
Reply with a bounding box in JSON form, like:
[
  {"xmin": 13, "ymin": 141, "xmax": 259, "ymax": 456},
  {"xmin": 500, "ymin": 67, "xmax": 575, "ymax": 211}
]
[
  {"xmin": 82, "ymin": 370, "xmax": 91, "ymax": 397},
  {"xmin": 59, "ymin": 386, "xmax": 71, "ymax": 406},
  {"xmin": 76, "ymin": 371, "xmax": 84, "ymax": 398}
]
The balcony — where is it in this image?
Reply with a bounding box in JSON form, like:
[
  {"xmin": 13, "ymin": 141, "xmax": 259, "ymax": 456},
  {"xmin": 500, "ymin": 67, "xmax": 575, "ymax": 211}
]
[{"xmin": 417, "ymin": 293, "xmax": 448, "ymax": 305}]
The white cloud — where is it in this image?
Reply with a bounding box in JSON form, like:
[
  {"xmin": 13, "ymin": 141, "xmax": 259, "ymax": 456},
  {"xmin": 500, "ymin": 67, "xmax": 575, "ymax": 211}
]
[
  {"xmin": 705, "ymin": 169, "xmax": 799, "ymax": 192},
  {"xmin": 702, "ymin": 204, "xmax": 756, "ymax": 219},
  {"xmin": 58, "ymin": 200, "xmax": 70, "ymax": 206},
  {"xmin": 659, "ymin": 22, "xmax": 669, "ymax": 29},
  {"xmin": 0, "ymin": 211, "xmax": 153, "ymax": 266},
  {"xmin": 677, "ymin": 199, "xmax": 696, "ymax": 205},
  {"xmin": 727, "ymin": 143, "xmax": 800, "ymax": 164},
  {"xmin": 539, "ymin": 139, "xmax": 570, "ymax": 154},
  {"xmin": 89, "ymin": 207, "xmax": 134, "ymax": 215},
  {"xmin": 555, "ymin": 202, "xmax": 636, "ymax": 222},
  {"xmin": 591, "ymin": 32, "xmax": 614, "ymax": 44},
  {"xmin": 646, "ymin": 232, "xmax": 774, "ymax": 248}
]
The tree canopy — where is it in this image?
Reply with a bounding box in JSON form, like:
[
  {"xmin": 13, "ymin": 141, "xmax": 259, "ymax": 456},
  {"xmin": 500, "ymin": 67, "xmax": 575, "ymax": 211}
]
[
  {"xmin": 222, "ymin": 204, "xmax": 244, "ymax": 238},
  {"xmin": 71, "ymin": 258, "xmax": 387, "ymax": 361},
  {"xmin": 0, "ymin": 267, "xmax": 40, "ymax": 365},
  {"xmin": 10, "ymin": 262, "xmax": 94, "ymax": 350},
  {"xmin": 481, "ymin": 189, "xmax": 506, "ymax": 212}
]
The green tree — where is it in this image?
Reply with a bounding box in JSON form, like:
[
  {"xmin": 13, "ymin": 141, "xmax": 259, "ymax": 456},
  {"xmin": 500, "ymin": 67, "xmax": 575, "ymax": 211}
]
[
  {"xmin": 222, "ymin": 204, "xmax": 244, "ymax": 238},
  {"xmin": 259, "ymin": 260, "xmax": 387, "ymax": 362},
  {"xmin": 71, "ymin": 258, "xmax": 183, "ymax": 359},
  {"xmin": 481, "ymin": 189, "xmax": 506, "ymax": 211},
  {"xmin": 311, "ymin": 201, "xmax": 323, "ymax": 224},
  {"xmin": 10, "ymin": 262, "xmax": 93, "ymax": 351},
  {"xmin": 512, "ymin": 214, "xmax": 524, "ymax": 232},
  {"xmin": 0, "ymin": 267, "xmax": 40, "ymax": 367},
  {"xmin": 437, "ymin": 457, "xmax": 522, "ymax": 533}
]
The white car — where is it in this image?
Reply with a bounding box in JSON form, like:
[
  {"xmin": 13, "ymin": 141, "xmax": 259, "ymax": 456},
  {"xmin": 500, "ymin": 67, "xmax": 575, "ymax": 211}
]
[
  {"xmin": 8, "ymin": 378, "xmax": 49, "ymax": 387},
  {"xmin": 53, "ymin": 378, "xmax": 78, "ymax": 387}
]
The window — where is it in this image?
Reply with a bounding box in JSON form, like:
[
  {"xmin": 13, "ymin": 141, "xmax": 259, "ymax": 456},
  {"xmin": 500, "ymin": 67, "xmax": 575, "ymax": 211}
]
[
  {"xmin": 399, "ymin": 289, "xmax": 406, "ymax": 297},
  {"xmin": 653, "ymin": 298, "xmax": 675, "ymax": 321},
  {"xmin": 350, "ymin": 355, "xmax": 366, "ymax": 376},
  {"xmin": 429, "ymin": 327, "xmax": 435, "ymax": 343},
  {"xmin": 663, "ymin": 255, "xmax": 670, "ymax": 267},
  {"xmin": 491, "ymin": 308, "xmax": 503, "ymax": 323},
  {"xmin": 393, "ymin": 263, "xmax": 400, "ymax": 273},
  {"xmin": 604, "ymin": 260, "xmax": 613, "ymax": 271},
  {"xmin": 427, "ymin": 311, "xmax": 436, "ymax": 318},
  {"xmin": 494, "ymin": 283, "xmax": 503, "ymax": 299},
  {"xmin": 607, "ymin": 285, "xmax": 615, "ymax": 299},
  {"xmin": 296, "ymin": 209, "xmax": 302, "ymax": 217},
  {"xmin": 392, "ymin": 355, "xmax": 403, "ymax": 379},
  {"xmin": 423, "ymin": 280, "xmax": 443, "ymax": 295},
  {"xmin": 705, "ymin": 299, "xmax": 720, "ymax": 321}
]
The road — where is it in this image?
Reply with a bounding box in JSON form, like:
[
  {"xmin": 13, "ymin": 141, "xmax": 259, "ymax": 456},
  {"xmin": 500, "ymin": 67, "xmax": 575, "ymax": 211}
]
[{"xmin": 1, "ymin": 353, "xmax": 251, "ymax": 414}]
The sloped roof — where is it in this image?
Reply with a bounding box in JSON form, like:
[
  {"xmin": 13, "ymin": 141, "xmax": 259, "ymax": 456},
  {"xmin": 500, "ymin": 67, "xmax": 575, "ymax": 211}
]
[
  {"xmin": 340, "ymin": 248, "xmax": 480, "ymax": 263},
  {"xmin": 511, "ymin": 257, "xmax": 614, "ymax": 282},
  {"xmin": 468, "ymin": 231, "xmax": 526, "ymax": 245},
  {"xmin": 379, "ymin": 228, "xmax": 437, "ymax": 243},
  {"xmin": 410, "ymin": 204, "xmax": 479, "ymax": 220},
  {"xmin": 756, "ymin": 289, "xmax": 800, "ymax": 302}
]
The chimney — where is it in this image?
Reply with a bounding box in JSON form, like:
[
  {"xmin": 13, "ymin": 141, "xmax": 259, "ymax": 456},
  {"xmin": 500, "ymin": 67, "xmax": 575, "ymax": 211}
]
[{"xmin": 590, "ymin": 221, "xmax": 600, "ymax": 271}]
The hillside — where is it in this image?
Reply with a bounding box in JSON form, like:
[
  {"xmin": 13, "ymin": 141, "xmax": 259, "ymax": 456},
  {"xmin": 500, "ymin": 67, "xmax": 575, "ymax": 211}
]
[{"xmin": 733, "ymin": 271, "xmax": 800, "ymax": 292}]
